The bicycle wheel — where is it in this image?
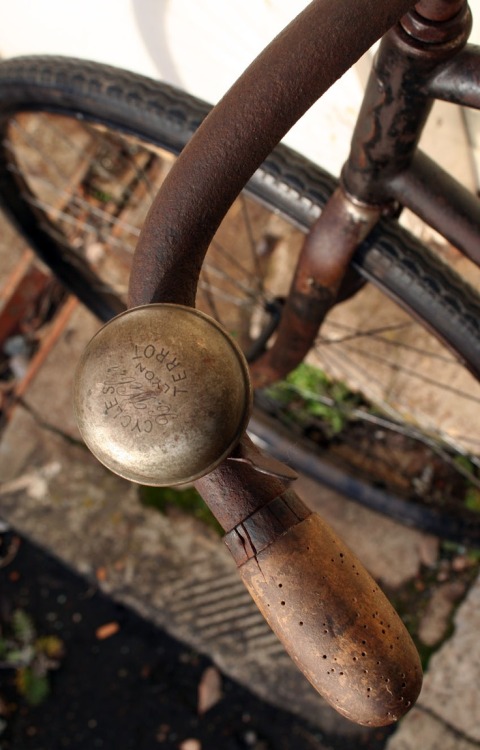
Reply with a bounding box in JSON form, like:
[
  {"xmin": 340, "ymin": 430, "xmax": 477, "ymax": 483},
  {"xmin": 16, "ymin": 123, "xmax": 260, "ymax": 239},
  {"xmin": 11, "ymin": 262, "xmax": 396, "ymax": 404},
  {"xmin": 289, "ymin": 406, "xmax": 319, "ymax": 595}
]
[{"xmin": 0, "ymin": 56, "xmax": 480, "ymax": 543}]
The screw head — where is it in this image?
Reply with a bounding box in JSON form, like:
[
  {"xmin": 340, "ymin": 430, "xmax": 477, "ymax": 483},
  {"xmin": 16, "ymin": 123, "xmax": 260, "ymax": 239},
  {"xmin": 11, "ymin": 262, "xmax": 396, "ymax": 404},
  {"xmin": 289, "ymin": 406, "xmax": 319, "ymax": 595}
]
[{"xmin": 74, "ymin": 304, "xmax": 252, "ymax": 485}]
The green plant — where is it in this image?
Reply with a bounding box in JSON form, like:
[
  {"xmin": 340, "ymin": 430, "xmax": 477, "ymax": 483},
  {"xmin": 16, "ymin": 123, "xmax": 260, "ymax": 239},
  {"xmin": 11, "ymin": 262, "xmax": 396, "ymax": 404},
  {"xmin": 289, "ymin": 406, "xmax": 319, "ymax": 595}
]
[
  {"xmin": 465, "ymin": 487, "xmax": 480, "ymax": 513},
  {"xmin": 139, "ymin": 485, "xmax": 223, "ymax": 535},
  {"xmin": 453, "ymin": 456, "xmax": 480, "ymax": 514},
  {"xmin": 265, "ymin": 362, "xmax": 364, "ymax": 436},
  {"xmin": 0, "ymin": 609, "xmax": 64, "ymax": 705}
]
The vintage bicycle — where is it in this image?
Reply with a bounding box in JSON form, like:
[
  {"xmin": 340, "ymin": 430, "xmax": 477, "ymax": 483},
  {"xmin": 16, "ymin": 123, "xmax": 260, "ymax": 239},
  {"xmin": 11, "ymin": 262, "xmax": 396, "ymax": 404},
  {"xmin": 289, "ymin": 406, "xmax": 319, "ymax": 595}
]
[{"xmin": 0, "ymin": 0, "xmax": 479, "ymax": 727}]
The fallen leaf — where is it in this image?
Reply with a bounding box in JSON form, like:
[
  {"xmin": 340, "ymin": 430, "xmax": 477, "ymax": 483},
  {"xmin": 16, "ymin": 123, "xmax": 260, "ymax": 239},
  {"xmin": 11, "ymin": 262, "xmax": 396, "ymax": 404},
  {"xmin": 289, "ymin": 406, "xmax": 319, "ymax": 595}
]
[
  {"xmin": 197, "ymin": 666, "xmax": 222, "ymax": 715},
  {"xmin": 451, "ymin": 554, "xmax": 474, "ymax": 573},
  {"xmin": 0, "ymin": 695, "xmax": 9, "ymax": 716},
  {"xmin": 95, "ymin": 622, "xmax": 120, "ymax": 640},
  {"xmin": 179, "ymin": 740, "xmax": 201, "ymax": 750},
  {"xmin": 95, "ymin": 567, "xmax": 108, "ymax": 582}
]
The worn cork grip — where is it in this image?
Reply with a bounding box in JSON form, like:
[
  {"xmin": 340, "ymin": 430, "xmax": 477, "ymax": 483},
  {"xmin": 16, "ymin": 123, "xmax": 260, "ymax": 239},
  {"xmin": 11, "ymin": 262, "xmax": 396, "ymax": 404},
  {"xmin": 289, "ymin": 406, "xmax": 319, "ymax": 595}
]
[{"xmin": 226, "ymin": 502, "xmax": 422, "ymax": 726}]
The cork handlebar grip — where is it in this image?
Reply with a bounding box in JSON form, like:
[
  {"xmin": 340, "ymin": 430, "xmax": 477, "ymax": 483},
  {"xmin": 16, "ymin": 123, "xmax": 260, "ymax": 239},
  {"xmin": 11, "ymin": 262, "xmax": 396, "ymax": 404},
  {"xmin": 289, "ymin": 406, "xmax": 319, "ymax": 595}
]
[{"xmin": 224, "ymin": 490, "xmax": 422, "ymax": 726}]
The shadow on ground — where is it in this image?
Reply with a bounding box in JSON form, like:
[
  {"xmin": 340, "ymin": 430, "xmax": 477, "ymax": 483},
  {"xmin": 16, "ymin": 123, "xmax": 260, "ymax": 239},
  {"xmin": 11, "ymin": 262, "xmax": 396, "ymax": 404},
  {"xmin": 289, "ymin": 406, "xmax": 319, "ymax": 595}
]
[{"xmin": 0, "ymin": 531, "xmax": 390, "ymax": 750}]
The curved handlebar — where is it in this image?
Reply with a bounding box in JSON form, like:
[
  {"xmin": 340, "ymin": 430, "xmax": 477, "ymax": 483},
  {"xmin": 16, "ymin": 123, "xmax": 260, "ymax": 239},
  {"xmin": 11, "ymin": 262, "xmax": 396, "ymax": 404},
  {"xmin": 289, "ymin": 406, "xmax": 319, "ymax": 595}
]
[
  {"xmin": 125, "ymin": 0, "xmax": 423, "ymax": 725},
  {"xmin": 78, "ymin": 0, "xmax": 427, "ymax": 726}
]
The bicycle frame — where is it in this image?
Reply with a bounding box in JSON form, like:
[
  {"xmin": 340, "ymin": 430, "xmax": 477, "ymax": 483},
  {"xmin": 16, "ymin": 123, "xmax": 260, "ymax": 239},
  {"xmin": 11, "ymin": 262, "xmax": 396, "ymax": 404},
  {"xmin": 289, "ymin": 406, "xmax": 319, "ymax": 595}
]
[
  {"xmin": 129, "ymin": 0, "xmax": 480, "ymax": 389},
  {"xmin": 254, "ymin": 0, "xmax": 480, "ymax": 385}
]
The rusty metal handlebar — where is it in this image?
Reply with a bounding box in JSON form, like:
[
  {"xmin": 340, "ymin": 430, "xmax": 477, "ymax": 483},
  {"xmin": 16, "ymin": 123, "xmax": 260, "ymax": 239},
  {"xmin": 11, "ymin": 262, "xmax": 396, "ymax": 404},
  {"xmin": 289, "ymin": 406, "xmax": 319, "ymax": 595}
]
[{"xmin": 74, "ymin": 0, "xmax": 447, "ymax": 726}]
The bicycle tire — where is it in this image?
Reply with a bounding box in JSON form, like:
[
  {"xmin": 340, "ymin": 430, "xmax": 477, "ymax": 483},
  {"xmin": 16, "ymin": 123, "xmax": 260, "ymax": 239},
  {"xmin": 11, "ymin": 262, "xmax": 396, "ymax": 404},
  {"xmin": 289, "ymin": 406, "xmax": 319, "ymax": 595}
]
[{"xmin": 0, "ymin": 56, "xmax": 480, "ymax": 542}]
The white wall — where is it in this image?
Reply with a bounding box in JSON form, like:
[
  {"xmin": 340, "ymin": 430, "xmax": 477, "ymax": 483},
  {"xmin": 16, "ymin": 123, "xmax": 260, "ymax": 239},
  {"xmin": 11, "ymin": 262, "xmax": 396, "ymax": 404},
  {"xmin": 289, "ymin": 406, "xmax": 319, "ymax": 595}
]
[
  {"xmin": 0, "ymin": 0, "xmax": 476, "ymax": 188},
  {"xmin": 0, "ymin": 0, "xmax": 373, "ymax": 177}
]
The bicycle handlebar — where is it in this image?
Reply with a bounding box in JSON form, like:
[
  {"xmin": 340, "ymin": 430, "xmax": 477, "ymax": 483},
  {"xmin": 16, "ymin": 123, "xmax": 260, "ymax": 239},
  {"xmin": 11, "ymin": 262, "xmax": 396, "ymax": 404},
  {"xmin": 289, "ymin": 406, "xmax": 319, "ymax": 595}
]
[
  {"xmin": 74, "ymin": 301, "xmax": 422, "ymax": 727},
  {"xmin": 76, "ymin": 0, "xmax": 428, "ymax": 726}
]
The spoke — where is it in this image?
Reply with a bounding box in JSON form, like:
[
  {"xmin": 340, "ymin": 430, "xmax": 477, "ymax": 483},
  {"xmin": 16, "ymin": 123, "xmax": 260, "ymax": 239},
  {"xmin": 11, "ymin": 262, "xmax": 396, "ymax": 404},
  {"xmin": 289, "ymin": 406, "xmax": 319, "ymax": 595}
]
[
  {"xmin": 199, "ymin": 265, "xmax": 222, "ymax": 323},
  {"xmin": 202, "ymin": 260, "xmax": 268, "ymax": 302},
  {"xmin": 17, "ymin": 176, "xmax": 142, "ymax": 238},
  {"xmin": 30, "ymin": 201, "xmax": 136, "ymax": 255},
  {"xmin": 322, "ymin": 319, "xmax": 457, "ymax": 363},
  {"xmin": 7, "ymin": 123, "xmax": 72, "ymax": 182},
  {"xmin": 315, "ymin": 335, "xmax": 404, "ymax": 421},
  {"xmin": 337, "ymin": 341, "xmax": 480, "ymax": 405},
  {"xmin": 315, "ymin": 338, "xmax": 480, "ymax": 469},
  {"xmin": 209, "ymin": 237, "xmax": 268, "ymax": 301},
  {"xmin": 318, "ymin": 313, "xmax": 480, "ymax": 452},
  {"xmin": 240, "ymin": 194, "xmax": 264, "ymax": 297},
  {"xmin": 82, "ymin": 121, "xmax": 160, "ymax": 197},
  {"xmin": 11, "ymin": 116, "xmax": 159, "ymax": 199},
  {"xmin": 197, "ymin": 278, "xmax": 260, "ymax": 307}
]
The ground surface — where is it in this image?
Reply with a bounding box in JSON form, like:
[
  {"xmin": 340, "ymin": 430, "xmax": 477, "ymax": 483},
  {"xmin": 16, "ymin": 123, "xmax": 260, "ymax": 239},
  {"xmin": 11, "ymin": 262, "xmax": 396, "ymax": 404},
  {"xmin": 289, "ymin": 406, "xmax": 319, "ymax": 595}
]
[
  {"xmin": 2, "ymin": 301, "xmax": 480, "ymax": 750},
  {"xmin": 4, "ymin": 530, "xmax": 373, "ymax": 750}
]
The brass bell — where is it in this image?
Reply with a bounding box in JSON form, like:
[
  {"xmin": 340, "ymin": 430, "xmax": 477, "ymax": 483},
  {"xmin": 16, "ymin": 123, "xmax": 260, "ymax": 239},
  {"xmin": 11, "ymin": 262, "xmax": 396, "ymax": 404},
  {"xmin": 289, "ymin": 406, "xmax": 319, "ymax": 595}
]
[{"xmin": 73, "ymin": 304, "xmax": 252, "ymax": 485}]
